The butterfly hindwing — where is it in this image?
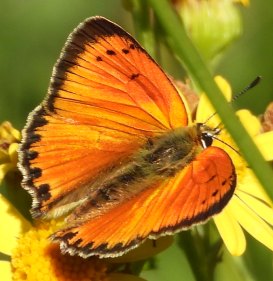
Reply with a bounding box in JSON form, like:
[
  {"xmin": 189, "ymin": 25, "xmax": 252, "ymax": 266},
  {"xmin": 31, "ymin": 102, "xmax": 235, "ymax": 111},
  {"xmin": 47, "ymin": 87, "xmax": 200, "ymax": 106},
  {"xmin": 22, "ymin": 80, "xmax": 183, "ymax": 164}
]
[{"xmin": 51, "ymin": 146, "xmax": 236, "ymax": 258}]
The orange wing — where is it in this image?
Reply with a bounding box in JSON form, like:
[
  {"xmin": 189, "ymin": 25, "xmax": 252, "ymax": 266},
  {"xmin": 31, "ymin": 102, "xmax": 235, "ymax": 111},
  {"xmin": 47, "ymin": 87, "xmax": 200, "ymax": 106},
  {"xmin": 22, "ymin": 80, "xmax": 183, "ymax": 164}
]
[
  {"xmin": 52, "ymin": 146, "xmax": 236, "ymax": 258},
  {"xmin": 18, "ymin": 17, "xmax": 187, "ymax": 218}
]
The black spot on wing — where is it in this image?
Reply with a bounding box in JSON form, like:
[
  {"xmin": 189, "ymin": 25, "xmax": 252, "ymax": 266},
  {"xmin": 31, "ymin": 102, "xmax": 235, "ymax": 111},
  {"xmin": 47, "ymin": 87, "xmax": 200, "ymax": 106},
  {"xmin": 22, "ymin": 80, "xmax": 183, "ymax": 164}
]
[
  {"xmin": 208, "ymin": 175, "xmax": 216, "ymax": 182},
  {"xmin": 122, "ymin": 48, "xmax": 129, "ymax": 54},
  {"xmin": 96, "ymin": 56, "xmax": 103, "ymax": 61},
  {"xmin": 18, "ymin": 104, "xmax": 52, "ymax": 217},
  {"xmin": 56, "ymin": 231, "xmax": 77, "ymax": 242},
  {"xmin": 82, "ymin": 237, "xmax": 142, "ymax": 257},
  {"xmin": 130, "ymin": 73, "xmax": 139, "ymax": 80},
  {"xmin": 21, "ymin": 133, "xmax": 41, "ymax": 151},
  {"xmin": 24, "ymin": 150, "xmax": 38, "ymax": 161},
  {"xmin": 106, "ymin": 50, "xmax": 116, "ymax": 55},
  {"xmin": 29, "ymin": 167, "xmax": 42, "ymax": 179},
  {"xmin": 19, "ymin": 106, "xmax": 48, "ymax": 174},
  {"xmin": 37, "ymin": 184, "xmax": 51, "ymax": 202},
  {"xmin": 212, "ymin": 190, "xmax": 219, "ymax": 197},
  {"xmin": 52, "ymin": 228, "xmax": 143, "ymax": 258},
  {"xmin": 22, "ymin": 106, "xmax": 48, "ymax": 147}
]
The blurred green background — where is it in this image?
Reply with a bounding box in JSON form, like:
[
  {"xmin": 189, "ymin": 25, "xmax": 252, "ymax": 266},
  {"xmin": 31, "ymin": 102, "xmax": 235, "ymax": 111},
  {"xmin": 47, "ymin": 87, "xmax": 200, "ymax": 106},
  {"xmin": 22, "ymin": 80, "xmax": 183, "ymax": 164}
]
[
  {"xmin": 0, "ymin": 1, "xmax": 272, "ymax": 280},
  {"xmin": 0, "ymin": 0, "xmax": 273, "ymax": 129}
]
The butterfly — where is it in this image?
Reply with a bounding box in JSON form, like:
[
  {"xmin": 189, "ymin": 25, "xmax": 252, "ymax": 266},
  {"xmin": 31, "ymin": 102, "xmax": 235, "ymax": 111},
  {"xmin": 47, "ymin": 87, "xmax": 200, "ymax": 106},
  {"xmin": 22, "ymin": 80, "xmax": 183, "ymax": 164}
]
[{"xmin": 18, "ymin": 16, "xmax": 236, "ymax": 258}]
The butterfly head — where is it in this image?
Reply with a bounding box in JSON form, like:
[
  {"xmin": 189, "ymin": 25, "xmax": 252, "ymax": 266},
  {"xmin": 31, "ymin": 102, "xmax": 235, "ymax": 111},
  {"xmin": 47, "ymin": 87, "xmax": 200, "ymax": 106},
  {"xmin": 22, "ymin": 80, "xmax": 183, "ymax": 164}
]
[{"xmin": 196, "ymin": 123, "xmax": 221, "ymax": 149}]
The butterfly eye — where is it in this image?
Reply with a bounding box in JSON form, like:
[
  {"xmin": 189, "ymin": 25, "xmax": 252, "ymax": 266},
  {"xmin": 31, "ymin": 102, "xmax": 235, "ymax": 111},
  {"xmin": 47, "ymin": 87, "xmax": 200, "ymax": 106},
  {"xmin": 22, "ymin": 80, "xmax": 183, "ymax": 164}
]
[{"xmin": 201, "ymin": 132, "xmax": 213, "ymax": 148}]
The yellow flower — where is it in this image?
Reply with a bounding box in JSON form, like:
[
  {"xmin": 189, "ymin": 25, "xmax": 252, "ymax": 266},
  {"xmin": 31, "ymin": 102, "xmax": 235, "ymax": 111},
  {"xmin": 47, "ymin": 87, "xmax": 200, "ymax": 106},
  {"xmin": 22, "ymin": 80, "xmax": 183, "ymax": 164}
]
[
  {"xmin": 196, "ymin": 76, "xmax": 273, "ymax": 256},
  {"xmin": 0, "ymin": 121, "xmax": 21, "ymax": 184},
  {"xmin": 0, "ymin": 194, "xmax": 172, "ymax": 281}
]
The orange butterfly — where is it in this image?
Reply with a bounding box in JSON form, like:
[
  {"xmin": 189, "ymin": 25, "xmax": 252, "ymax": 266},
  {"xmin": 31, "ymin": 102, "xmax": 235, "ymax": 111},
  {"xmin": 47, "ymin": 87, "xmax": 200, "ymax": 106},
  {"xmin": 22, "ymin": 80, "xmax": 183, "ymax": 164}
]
[{"xmin": 18, "ymin": 16, "xmax": 236, "ymax": 258}]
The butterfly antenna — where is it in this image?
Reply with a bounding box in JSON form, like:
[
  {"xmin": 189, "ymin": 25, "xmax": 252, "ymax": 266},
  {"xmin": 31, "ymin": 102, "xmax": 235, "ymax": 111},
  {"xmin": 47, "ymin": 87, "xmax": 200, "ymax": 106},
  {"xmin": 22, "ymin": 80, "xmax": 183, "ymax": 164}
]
[
  {"xmin": 203, "ymin": 76, "xmax": 261, "ymax": 126},
  {"xmin": 203, "ymin": 112, "xmax": 217, "ymax": 125},
  {"xmin": 211, "ymin": 135, "xmax": 241, "ymax": 156},
  {"xmin": 231, "ymin": 76, "xmax": 261, "ymax": 103}
]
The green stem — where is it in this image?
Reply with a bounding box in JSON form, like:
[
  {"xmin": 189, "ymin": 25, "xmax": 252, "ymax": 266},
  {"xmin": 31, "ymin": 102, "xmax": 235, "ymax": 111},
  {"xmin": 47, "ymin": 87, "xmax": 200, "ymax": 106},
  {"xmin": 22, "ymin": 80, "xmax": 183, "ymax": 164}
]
[
  {"xmin": 179, "ymin": 230, "xmax": 217, "ymax": 281},
  {"xmin": 148, "ymin": 0, "xmax": 273, "ymax": 200}
]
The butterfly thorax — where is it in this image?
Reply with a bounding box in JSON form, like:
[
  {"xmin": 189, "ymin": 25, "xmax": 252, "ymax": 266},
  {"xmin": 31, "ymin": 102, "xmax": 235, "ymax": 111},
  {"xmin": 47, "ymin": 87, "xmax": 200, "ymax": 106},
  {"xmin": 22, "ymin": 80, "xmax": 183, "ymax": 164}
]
[{"xmin": 139, "ymin": 126, "xmax": 204, "ymax": 177}]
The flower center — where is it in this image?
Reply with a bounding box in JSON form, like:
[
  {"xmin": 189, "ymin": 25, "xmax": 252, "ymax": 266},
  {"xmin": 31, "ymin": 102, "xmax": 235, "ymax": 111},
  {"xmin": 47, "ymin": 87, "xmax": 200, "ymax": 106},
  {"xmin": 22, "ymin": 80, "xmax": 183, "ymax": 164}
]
[{"xmin": 11, "ymin": 221, "xmax": 109, "ymax": 281}]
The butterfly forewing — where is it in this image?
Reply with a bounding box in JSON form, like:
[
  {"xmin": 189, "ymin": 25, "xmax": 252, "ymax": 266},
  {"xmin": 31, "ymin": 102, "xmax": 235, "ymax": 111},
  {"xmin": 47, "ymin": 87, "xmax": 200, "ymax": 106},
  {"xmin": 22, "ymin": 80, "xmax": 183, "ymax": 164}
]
[{"xmin": 19, "ymin": 17, "xmax": 187, "ymax": 218}]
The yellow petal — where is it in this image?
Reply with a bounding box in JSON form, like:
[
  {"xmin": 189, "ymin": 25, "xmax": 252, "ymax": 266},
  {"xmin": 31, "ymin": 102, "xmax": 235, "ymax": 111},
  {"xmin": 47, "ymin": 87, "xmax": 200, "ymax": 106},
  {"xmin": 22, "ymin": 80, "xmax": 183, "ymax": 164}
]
[
  {"xmin": 255, "ymin": 131, "xmax": 273, "ymax": 161},
  {"xmin": 0, "ymin": 151, "xmax": 9, "ymax": 163},
  {"xmin": 8, "ymin": 143, "xmax": 19, "ymax": 164},
  {"xmin": 214, "ymin": 76, "xmax": 232, "ymax": 100},
  {"xmin": 230, "ymin": 196, "xmax": 273, "ymax": 252},
  {"xmin": 108, "ymin": 273, "xmax": 147, "ymax": 281},
  {"xmin": 236, "ymin": 109, "xmax": 261, "ymax": 137},
  {"xmin": 0, "ymin": 195, "xmax": 31, "ymax": 255},
  {"xmin": 10, "ymin": 127, "xmax": 21, "ymax": 142},
  {"xmin": 196, "ymin": 76, "xmax": 231, "ymax": 124},
  {"xmin": 0, "ymin": 163, "xmax": 13, "ymax": 183},
  {"xmin": 236, "ymin": 189, "xmax": 273, "ymax": 226},
  {"xmin": 0, "ymin": 121, "xmax": 21, "ymax": 142},
  {"xmin": 214, "ymin": 205, "xmax": 246, "ymax": 256},
  {"xmin": 237, "ymin": 169, "xmax": 273, "ymax": 206},
  {"xmin": 196, "ymin": 93, "xmax": 215, "ymax": 124},
  {"xmin": 0, "ymin": 261, "xmax": 12, "ymax": 281}
]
